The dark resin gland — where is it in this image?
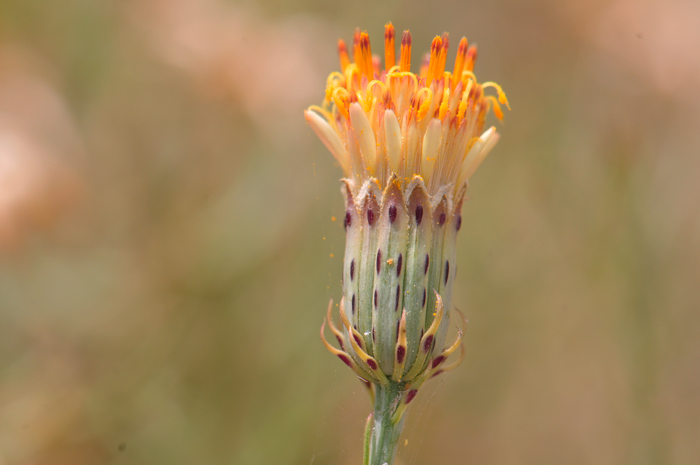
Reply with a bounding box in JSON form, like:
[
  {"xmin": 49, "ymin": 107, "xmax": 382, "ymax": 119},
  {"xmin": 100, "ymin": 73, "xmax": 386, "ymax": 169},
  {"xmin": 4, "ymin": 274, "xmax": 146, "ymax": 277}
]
[
  {"xmin": 438, "ymin": 212, "xmax": 446, "ymax": 226},
  {"xmin": 344, "ymin": 211, "xmax": 351, "ymax": 229},
  {"xmin": 424, "ymin": 254, "xmax": 430, "ymax": 274},
  {"xmin": 432, "ymin": 355, "xmax": 445, "ymax": 368},
  {"xmin": 376, "ymin": 249, "xmax": 382, "ymax": 273},
  {"xmin": 422, "ymin": 288, "xmax": 427, "ymax": 307},
  {"xmin": 456, "ymin": 215, "xmax": 462, "ymax": 231},
  {"xmin": 338, "ymin": 354, "xmax": 352, "ymax": 367},
  {"xmin": 350, "ymin": 259, "xmax": 355, "ymax": 281},
  {"xmin": 396, "ymin": 319, "xmax": 401, "ymax": 338},
  {"xmin": 415, "ymin": 205, "xmax": 423, "ymax": 225},
  {"xmin": 367, "ymin": 359, "xmax": 378, "ymax": 370},
  {"xmin": 396, "ymin": 345, "xmax": 406, "ymax": 364},
  {"xmin": 405, "ymin": 389, "xmax": 418, "ymax": 405},
  {"xmin": 444, "ymin": 261, "xmax": 450, "ymax": 284},
  {"xmin": 423, "ymin": 334, "xmax": 434, "ymax": 352},
  {"xmin": 352, "ymin": 294, "xmax": 356, "ymax": 314},
  {"xmin": 389, "ymin": 205, "xmax": 397, "ymax": 223},
  {"xmin": 367, "ymin": 208, "xmax": 375, "ymax": 225},
  {"xmin": 374, "ymin": 289, "xmax": 378, "ymax": 307},
  {"xmin": 395, "ymin": 285, "xmax": 401, "ymax": 311},
  {"xmin": 396, "ymin": 254, "xmax": 403, "ymax": 276},
  {"xmin": 353, "ymin": 333, "xmax": 364, "ymax": 347}
]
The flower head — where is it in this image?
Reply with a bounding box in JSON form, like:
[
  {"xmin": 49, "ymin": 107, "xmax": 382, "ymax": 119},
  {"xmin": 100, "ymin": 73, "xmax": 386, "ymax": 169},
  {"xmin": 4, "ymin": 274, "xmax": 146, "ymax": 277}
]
[
  {"xmin": 305, "ymin": 23, "xmax": 508, "ymax": 199},
  {"xmin": 308, "ymin": 24, "xmax": 507, "ymax": 425}
]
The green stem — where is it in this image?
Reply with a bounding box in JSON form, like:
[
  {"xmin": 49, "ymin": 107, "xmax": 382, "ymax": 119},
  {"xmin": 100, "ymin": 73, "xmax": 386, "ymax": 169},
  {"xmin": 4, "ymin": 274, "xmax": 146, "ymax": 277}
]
[{"xmin": 365, "ymin": 382, "xmax": 406, "ymax": 465}]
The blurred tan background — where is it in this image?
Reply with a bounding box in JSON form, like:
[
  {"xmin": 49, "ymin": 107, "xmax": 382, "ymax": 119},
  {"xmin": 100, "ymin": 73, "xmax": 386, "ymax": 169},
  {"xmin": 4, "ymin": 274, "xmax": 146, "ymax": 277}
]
[{"xmin": 1, "ymin": 0, "xmax": 699, "ymax": 464}]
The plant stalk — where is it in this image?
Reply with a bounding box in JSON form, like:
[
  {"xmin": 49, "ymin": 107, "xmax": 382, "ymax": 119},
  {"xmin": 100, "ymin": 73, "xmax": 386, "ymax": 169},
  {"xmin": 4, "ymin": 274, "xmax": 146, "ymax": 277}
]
[{"xmin": 365, "ymin": 382, "xmax": 406, "ymax": 465}]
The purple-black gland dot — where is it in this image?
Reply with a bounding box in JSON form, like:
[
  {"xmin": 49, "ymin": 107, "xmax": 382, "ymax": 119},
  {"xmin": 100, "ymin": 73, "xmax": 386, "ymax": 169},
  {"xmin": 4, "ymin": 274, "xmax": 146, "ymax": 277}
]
[
  {"xmin": 405, "ymin": 389, "xmax": 418, "ymax": 405},
  {"xmin": 456, "ymin": 215, "xmax": 462, "ymax": 231},
  {"xmin": 352, "ymin": 294, "xmax": 356, "ymax": 314},
  {"xmin": 344, "ymin": 211, "xmax": 351, "ymax": 230},
  {"xmin": 415, "ymin": 205, "xmax": 423, "ymax": 225},
  {"xmin": 389, "ymin": 205, "xmax": 397, "ymax": 223},
  {"xmin": 367, "ymin": 208, "xmax": 375, "ymax": 226},
  {"xmin": 396, "ymin": 319, "xmax": 401, "ymax": 338},
  {"xmin": 350, "ymin": 259, "xmax": 355, "ymax": 281},
  {"xmin": 353, "ymin": 333, "xmax": 364, "ymax": 347},
  {"xmin": 438, "ymin": 212, "xmax": 446, "ymax": 226},
  {"xmin": 444, "ymin": 261, "xmax": 450, "ymax": 284},
  {"xmin": 396, "ymin": 345, "xmax": 406, "ymax": 364},
  {"xmin": 335, "ymin": 335, "xmax": 345, "ymax": 350},
  {"xmin": 372, "ymin": 327, "xmax": 376, "ymax": 342},
  {"xmin": 432, "ymin": 355, "xmax": 445, "ymax": 369},
  {"xmin": 395, "ymin": 285, "xmax": 401, "ymax": 312},
  {"xmin": 338, "ymin": 354, "xmax": 353, "ymax": 367},
  {"xmin": 422, "ymin": 288, "xmax": 427, "ymax": 307},
  {"xmin": 424, "ymin": 254, "xmax": 430, "ymax": 274},
  {"xmin": 354, "ymin": 324, "xmax": 358, "ymax": 331},
  {"xmin": 374, "ymin": 289, "xmax": 378, "ymax": 307},
  {"xmin": 366, "ymin": 358, "xmax": 378, "ymax": 370},
  {"xmin": 423, "ymin": 334, "xmax": 434, "ymax": 352},
  {"xmin": 431, "ymin": 370, "xmax": 443, "ymax": 378},
  {"xmin": 396, "ymin": 254, "xmax": 403, "ymax": 276},
  {"xmin": 376, "ymin": 249, "xmax": 382, "ymax": 273}
]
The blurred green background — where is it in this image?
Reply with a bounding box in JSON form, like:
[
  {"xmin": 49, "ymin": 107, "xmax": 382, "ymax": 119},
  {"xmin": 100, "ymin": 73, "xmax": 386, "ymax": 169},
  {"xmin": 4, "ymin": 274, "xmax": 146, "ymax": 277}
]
[{"xmin": 1, "ymin": 0, "xmax": 699, "ymax": 464}]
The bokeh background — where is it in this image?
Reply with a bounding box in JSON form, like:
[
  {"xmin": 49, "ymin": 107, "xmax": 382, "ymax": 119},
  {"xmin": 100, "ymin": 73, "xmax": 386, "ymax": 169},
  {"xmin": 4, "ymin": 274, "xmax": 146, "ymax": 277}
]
[{"xmin": 1, "ymin": 0, "xmax": 699, "ymax": 463}]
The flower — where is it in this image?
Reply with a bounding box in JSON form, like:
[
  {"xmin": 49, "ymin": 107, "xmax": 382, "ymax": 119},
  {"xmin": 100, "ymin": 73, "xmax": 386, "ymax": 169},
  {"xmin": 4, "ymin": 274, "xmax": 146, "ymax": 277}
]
[{"xmin": 306, "ymin": 23, "xmax": 507, "ymax": 442}]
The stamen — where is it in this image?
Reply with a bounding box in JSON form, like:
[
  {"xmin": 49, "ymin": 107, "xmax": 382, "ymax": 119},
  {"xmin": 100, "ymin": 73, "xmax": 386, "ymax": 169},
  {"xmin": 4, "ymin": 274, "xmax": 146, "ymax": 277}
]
[
  {"xmin": 338, "ymin": 39, "xmax": 351, "ymax": 71},
  {"xmin": 465, "ymin": 45, "xmax": 478, "ymax": 72},
  {"xmin": 452, "ymin": 37, "xmax": 468, "ymax": 90},
  {"xmin": 438, "ymin": 33, "xmax": 449, "ymax": 78},
  {"xmin": 399, "ymin": 31, "xmax": 412, "ymax": 72},
  {"xmin": 426, "ymin": 36, "xmax": 442, "ymax": 86},
  {"xmin": 359, "ymin": 32, "xmax": 373, "ymax": 81},
  {"xmin": 419, "ymin": 52, "xmax": 430, "ymax": 80},
  {"xmin": 352, "ymin": 28, "xmax": 362, "ymax": 70},
  {"xmin": 384, "ymin": 23, "xmax": 396, "ymax": 70}
]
